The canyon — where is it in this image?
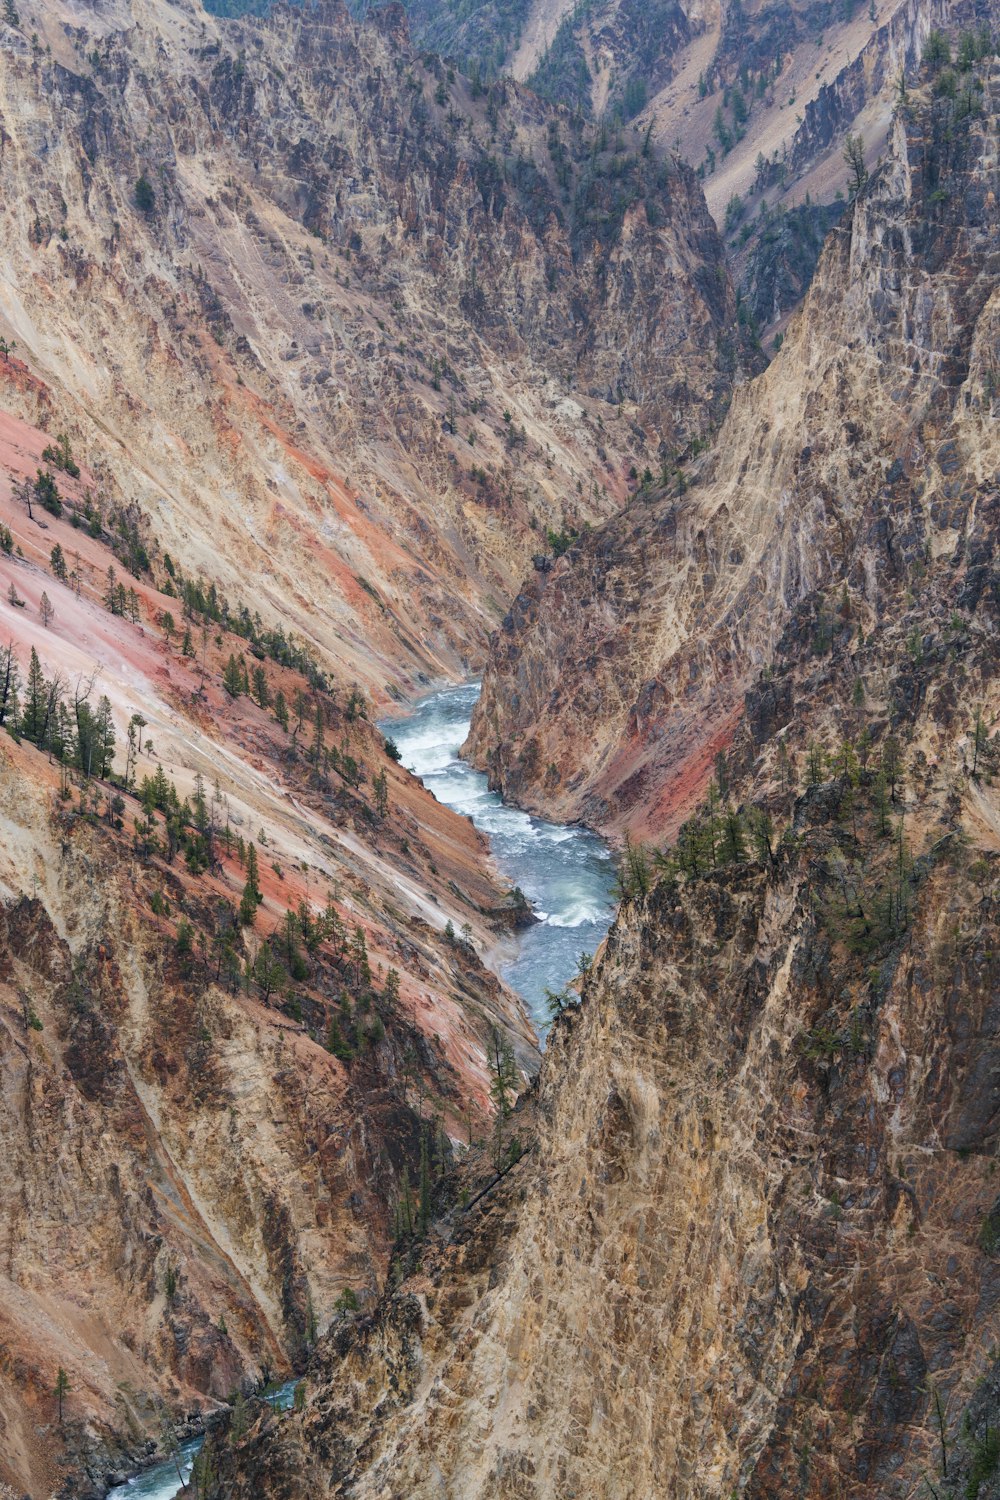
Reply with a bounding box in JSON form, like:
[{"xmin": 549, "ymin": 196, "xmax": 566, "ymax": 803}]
[
  {"xmin": 0, "ymin": 0, "xmax": 760, "ymax": 1488},
  {"xmin": 467, "ymin": 38, "xmax": 1000, "ymax": 840},
  {"xmin": 205, "ymin": 23, "xmax": 1000, "ymax": 1500},
  {"xmin": 0, "ymin": 0, "xmax": 996, "ymax": 1498}
]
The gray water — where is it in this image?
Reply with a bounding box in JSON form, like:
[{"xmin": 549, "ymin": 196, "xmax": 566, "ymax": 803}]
[
  {"xmin": 382, "ymin": 683, "xmax": 618, "ymax": 1033},
  {"xmin": 106, "ymin": 1383, "xmax": 297, "ymax": 1500},
  {"xmin": 105, "ymin": 689, "xmax": 614, "ymax": 1498}
]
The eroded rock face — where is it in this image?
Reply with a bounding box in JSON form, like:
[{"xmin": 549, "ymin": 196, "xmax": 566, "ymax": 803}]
[
  {"xmin": 202, "ymin": 54, "xmax": 1000, "ymax": 1500},
  {"xmin": 205, "ymin": 463, "xmax": 1000, "ymax": 1495},
  {"xmin": 467, "ymin": 70, "xmax": 1000, "ymax": 839},
  {"xmin": 0, "ymin": 0, "xmax": 749, "ymax": 703}
]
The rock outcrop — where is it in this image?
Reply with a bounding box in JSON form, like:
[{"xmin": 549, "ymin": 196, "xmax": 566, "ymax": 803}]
[
  {"xmin": 0, "ymin": 0, "xmax": 749, "ymax": 706},
  {"xmin": 467, "ymin": 57, "xmax": 1000, "ymax": 839},
  {"xmin": 197, "ymin": 44, "xmax": 1000, "ymax": 1500},
  {"xmin": 204, "ymin": 413, "xmax": 1000, "ymax": 1500}
]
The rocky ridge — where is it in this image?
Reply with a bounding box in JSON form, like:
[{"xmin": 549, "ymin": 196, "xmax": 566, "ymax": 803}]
[
  {"xmin": 467, "ymin": 48, "xmax": 1000, "ymax": 839},
  {"xmin": 204, "ymin": 210, "xmax": 1000, "ymax": 1500},
  {"xmin": 0, "ymin": 0, "xmax": 750, "ymax": 706}
]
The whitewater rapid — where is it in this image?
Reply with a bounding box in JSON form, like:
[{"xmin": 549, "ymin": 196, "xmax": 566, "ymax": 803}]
[
  {"xmin": 105, "ymin": 1384, "xmax": 298, "ymax": 1500},
  {"xmin": 381, "ymin": 682, "xmax": 618, "ymax": 1033}
]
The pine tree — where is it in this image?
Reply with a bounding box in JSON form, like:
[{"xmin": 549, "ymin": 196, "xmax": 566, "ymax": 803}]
[
  {"xmin": 246, "ymin": 841, "xmax": 261, "ymax": 900},
  {"xmin": 843, "ymin": 133, "xmax": 868, "ymax": 198},
  {"xmin": 292, "ymin": 688, "xmax": 307, "ymax": 739},
  {"xmin": 881, "ymin": 735, "xmax": 903, "ymax": 801},
  {"xmin": 50, "ymin": 543, "xmax": 67, "ymax": 580},
  {"xmin": 254, "ymin": 940, "xmax": 282, "ymax": 1003},
  {"xmin": 806, "ymin": 740, "xmax": 825, "ymax": 786},
  {"xmin": 274, "ymin": 689, "xmax": 289, "ymax": 730},
  {"xmin": 720, "ymin": 809, "xmax": 746, "ymax": 864},
  {"xmin": 95, "ymin": 696, "xmax": 115, "ymax": 777},
  {"xmin": 381, "ymin": 967, "xmax": 400, "ymax": 1011},
  {"xmin": 351, "ymin": 925, "xmax": 370, "ymax": 988},
  {"xmin": 251, "ymin": 664, "xmax": 270, "ymax": 709},
  {"xmin": 373, "ymin": 766, "xmax": 389, "ymax": 817},
  {"xmin": 54, "ymin": 1366, "xmax": 70, "ymax": 1426},
  {"xmin": 222, "ymin": 654, "xmax": 243, "ymax": 697},
  {"xmin": 488, "ymin": 1028, "xmax": 518, "ymax": 1173},
  {"xmin": 104, "ymin": 565, "xmax": 120, "ymax": 613},
  {"xmin": 20, "ymin": 647, "xmax": 47, "ymax": 743},
  {"xmin": 0, "ymin": 640, "xmax": 19, "ymax": 728},
  {"xmin": 239, "ymin": 842, "xmax": 262, "ymax": 925}
]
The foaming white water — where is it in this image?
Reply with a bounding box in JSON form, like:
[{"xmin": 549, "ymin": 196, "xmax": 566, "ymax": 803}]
[
  {"xmin": 106, "ymin": 1384, "xmax": 298, "ymax": 1500},
  {"xmin": 382, "ymin": 684, "xmax": 618, "ymax": 1033}
]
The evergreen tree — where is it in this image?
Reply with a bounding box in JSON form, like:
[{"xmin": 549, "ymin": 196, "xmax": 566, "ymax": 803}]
[
  {"xmin": 372, "ymin": 766, "xmax": 389, "ymax": 817},
  {"xmin": 239, "ymin": 841, "xmax": 263, "ymax": 925},
  {"xmin": 381, "ymin": 967, "xmax": 400, "ymax": 1011},
  {"xmin": 246, "ymin": 840, "xmax": 261, "ymax": 900},
  {"xmin": 50, "ymin": 542, "xmax": 67, "ymax": 580},
  {"xmin": 881, "ymin": 735, "xmax": 903, "ymax": 801},
  {"xmin": 94, "ymin": 696, "xmax": 115, "ymax": 777},
  {"xmin": 250, "ymin": 664, "xmax": 270, "ymax": 709},
  {"xmin": 843, "ymin": 132, "xmax": 868, "ymax": 198},
  {"xmin": 54, "ymin": 1366, "xmax": 70, "ymax": 1426},
  {"xmin": 254, "ymin": 940, "xmax": 282, "ymax": 1003},
  {"xmin": 720, "ymin": 809, "xmax": 746, "ymax": 864},
  {"xmin": 20, "ymin": 647, "xmax": 48, "ymax": 744},
  {"xmin": 351, "ymin": 925, "xmax": 370, "ymax": 988},
  {"xmin": 34, "ymin": 469, "xmax": 62, "ymax": 516},
  {"xmin": 274, "ymin": 689, "xmax": 289, "ymax": 730},
  {"xmin": 489, "ymin": 1028, "xmax": 518, "ymax": 1173},
  {"xmin": 222, "ymin": 654, "xmax": 243, "ymax": 697},
  {"xmin": 0, "ymin": 641, "xmax": 20, "ymax": 728},
  {"xmin": 104, "ymin": 565, "xmax": 121, "ymax": 613}
]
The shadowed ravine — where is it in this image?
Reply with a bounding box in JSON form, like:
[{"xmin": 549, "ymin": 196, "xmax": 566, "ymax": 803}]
[
  {"xmin": 382, "ymin": 683, "xmax": 618, "ymax": 1033},
  {"xmin": 106, "ymin": 1387, "xmax": 298, "ymax": 1500}
]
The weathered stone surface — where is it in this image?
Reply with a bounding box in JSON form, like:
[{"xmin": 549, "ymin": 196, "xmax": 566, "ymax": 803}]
[{"xmin": 467, "ymin": 71, "xmax": 1000, "ymax": 841}]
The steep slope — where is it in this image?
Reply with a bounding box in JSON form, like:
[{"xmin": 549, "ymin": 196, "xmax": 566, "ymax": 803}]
[
  {"xmin": 0, "ymin": 0, "xmax": 749, "ymax": 708},
  {"xmin": 202, "ymin": 323, "xmax": 1000, "ymax": 1500},
  {"xmin": 467, "ymin": 51, "xmax": 1000, "ymax": 838},
  {"xmin": 393, "ymin": 0, "xmax": 983, "ymax": 345},
  {"xmin": 0, "ymin": 401, "xmax": 538, "ymax": 1499},
  {"xmin": 134, "ymin": 36, "xmax": 1000, "ymax": 1500}
]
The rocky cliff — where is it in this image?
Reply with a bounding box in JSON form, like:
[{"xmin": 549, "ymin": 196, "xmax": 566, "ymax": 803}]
[
  {"xmin": 190, "ymin": 41, "xmax": 1000, "ymax": 1500},
  {"xmin": 0, "ymin": 389, "xmax": 540, "ymax": 1498},
  {"xmin": 0, "ymin": 0, "xmax": 750, "ymax": 708},
  {"xmin": 0, "ymin": 0, "xmax": 764, "ymax": 1489},
  {"xmin": 467, "ymin": 50, "xmax": 1000, "ymax": 839},
  {"xmin": 202, "ymin": 357, "xmax": 1000, "ymax": 1500}
]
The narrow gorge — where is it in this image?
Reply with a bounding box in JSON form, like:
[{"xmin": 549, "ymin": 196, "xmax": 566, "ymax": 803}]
[{"xmin": 0, "ymin": 2, "xmax": 997, "ymax": 1499}]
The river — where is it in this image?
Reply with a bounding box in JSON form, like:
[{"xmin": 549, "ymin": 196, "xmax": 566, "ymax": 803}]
[
  {"xmin": 106, "ymin": 687, "xmax": 613, "ymax": 1499},
  {"xmin": 381, "ymin": 682, "xmax": 619, "ymax": 1034},
  {"xmin": 106, "ymin": 1383, "xmax": 298, "ymax": 1500}
]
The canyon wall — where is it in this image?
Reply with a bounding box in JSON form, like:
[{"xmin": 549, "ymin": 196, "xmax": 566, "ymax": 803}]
[
  {"xmin": 0, "ymin": 395, "xmax": 537, "ymax": 1496},
  {"xmin": 202, "ymin": 45, "xmax": 1000, "ymax": 1500},
  {"xmin": 0, "ymin": 0, "xmax": 749, "ymax": 705},
  {"xmin": 468, "ymin": 58, "xmax": 1000, "ymax": 840},
  {"xmin": 206, "ymin": 403, "xmax": 1000, "ymax": 1500},
  {"xmin": 0, "ymin": 0, "xmax": 765, "ymax": 1487}
]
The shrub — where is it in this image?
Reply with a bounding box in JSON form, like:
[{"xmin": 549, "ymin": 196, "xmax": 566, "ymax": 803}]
[{"xmin": 134, "ymin": 174, "xmax": 155, "ymax": 214}]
